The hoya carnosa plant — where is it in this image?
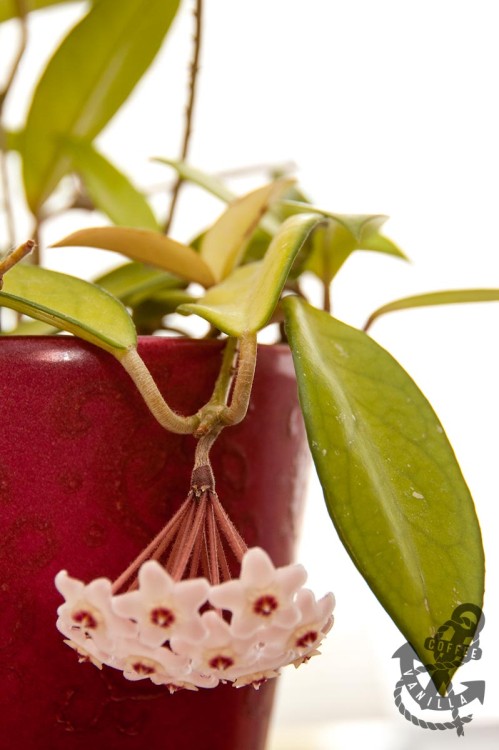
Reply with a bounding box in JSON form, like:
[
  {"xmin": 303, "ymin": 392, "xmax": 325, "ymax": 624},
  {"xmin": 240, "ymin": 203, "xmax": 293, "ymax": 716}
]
[{"xmin": 0, "ymin": 174, "xmax": 495, "ymax": 692}]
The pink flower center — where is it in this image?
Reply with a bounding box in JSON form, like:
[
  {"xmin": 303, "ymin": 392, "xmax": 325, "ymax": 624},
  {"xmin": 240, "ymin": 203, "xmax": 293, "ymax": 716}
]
[
  {"xmin": 209, "ymin": 654, "xmax": 234, "ymax": 670},
  {"xmin": 132, "ymin": 661, "xmax": 156, "ymax": 676},
  {"xmin": 150, "ymin": 607, "xmax": 175, "ymax": 628},
  {"xmin": 72, "ymin": 609, "xmax": 98, "ymax": 629},
  {"xmin": 253, "ymin": 594, "xmax": 278, "ymax": 617},
  {"xmin": 296, "ymin": 630, "xmax": 318, "ymax": 649}
]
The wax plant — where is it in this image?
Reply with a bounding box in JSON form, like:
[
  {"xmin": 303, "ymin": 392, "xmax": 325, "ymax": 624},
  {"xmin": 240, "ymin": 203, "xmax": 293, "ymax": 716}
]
[{"xmin": 0, "ymin": 0, "xmax": 494, "ymax": 691}]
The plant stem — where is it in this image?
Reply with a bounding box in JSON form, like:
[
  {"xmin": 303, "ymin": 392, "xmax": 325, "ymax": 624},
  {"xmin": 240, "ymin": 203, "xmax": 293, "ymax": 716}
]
[
  {"xmin": 118, "ymin": 333, "xmax": 255, "ymax": 462},
  {"xmin": 31, "ymin": 218, "xmax": 44, "ymax": 265},
  {"xmin": 0, "ymin": 239, "xmax": 34, "ymax": 288},
  {"xmin": 322, "ymin": 222, "xmax": 333, "ymax": 314},
  {"xmin": 0, "ymin": 0, "xmax": 28, "ymax": 250},
  {"xmin": 193, "ymin": 430, "xmax": 221, "ymax": 471},
  {"xmin": 210, "ymin": 337, "xmax": 238, "ymax": 405},
  {"xmin": 323, "ymin": 280, "xmax": 331, "ymax": 314},
  {"xmin": 194, "ymin": 337, "xmax": 238, "ymax": 436},
  {"xmin": 119, "ymin": 347, "xmax": 199, "ymax": 434},
  {"xmin": 222, "ymin": 333, "xmax": 257, "ymax": 426},
  {"xmin": 163, "ymin": 0, "xmax": 203, "ymax": 234}
]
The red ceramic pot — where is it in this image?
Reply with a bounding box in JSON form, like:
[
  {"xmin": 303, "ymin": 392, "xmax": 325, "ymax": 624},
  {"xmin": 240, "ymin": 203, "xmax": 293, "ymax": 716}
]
[{"xmin": 0, "ymin": 336, "xmax": 309, "ymax": 750}]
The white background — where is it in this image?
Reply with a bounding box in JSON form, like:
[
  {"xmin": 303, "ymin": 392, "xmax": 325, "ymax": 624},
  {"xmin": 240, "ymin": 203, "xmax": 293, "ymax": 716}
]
[{"xmin": 2, "ymin": 1, "xmax": 499, "ymax": 746}]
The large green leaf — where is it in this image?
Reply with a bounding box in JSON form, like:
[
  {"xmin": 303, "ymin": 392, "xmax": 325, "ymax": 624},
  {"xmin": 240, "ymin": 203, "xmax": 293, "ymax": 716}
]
[
  {"xmin": 0, "ymin": 264, "xmax": 136, "ymax": 355},
  {"xmin": 95, "ymin": 262, "xmax": 185, "ymax": 306},
  {"xmin": 22, "ymin": 0, "xmax": 180, "ymax": 211},
  {"xmin": 365, "ymin": 289, "xmax": 499, "ymax": 330},
  {"xmin": 201, "ymin": 178, "xmax": 293, "ymax": 282},
  {"xmin": 52, "ymin": 226, "xmax": 216, "ymax": 287},
  {"xmin": 63, "ymin": 139, "xmax": 160, "ymax": 230},
  {"xmin": 283, "ymin": 296, "xmax": 484, "ymax": 676},
  {"xmin": 282, "ymin": 201, "xmax": 407, "ymax": 281},
  {"xmin": 179, "ymin": 213, "xmax": 325, "ymax": 336}
]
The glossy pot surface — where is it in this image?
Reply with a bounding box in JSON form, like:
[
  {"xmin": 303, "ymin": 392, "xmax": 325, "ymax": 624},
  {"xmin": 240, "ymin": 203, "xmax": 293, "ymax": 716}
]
[{"xmin": 0, "ymin": 336, "xmax": 309, "ymax": 750}]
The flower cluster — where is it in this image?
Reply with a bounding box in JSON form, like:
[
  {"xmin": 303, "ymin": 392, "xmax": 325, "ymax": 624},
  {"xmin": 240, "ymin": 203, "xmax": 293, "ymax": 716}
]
[{"xmin": 55, "ymin": 547, "xmax": 334, "ymax": 692}]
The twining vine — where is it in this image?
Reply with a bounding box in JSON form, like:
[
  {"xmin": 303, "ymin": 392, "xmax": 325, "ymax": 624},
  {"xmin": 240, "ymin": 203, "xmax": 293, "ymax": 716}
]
[{"xmin": 164, "ymin": 0, "xmax": 204, "ymax": 234}]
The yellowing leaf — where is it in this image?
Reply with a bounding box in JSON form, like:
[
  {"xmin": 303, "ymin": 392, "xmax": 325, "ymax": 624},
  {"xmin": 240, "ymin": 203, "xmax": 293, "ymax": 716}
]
[
  {"xmin": 201, "ymin": 178, "xmax": 294, "ymax": 282},
  {"xmin": 52, "ymin": 227, "xmax": 215, "ymax": 287},
  {"xmin": 179, "ymin": 213, "xmax": 325, "ymax": 335},
  {"xmin": 0, "ymin": 264, "xmax": 136, "ymax": 355},
  {"xmin": 283, "ymin": 296, "xmax": 484, "ymax": 679},
  {"xmin": 22, "ymin": 0, "xmax": 180, "ymax": 211}
]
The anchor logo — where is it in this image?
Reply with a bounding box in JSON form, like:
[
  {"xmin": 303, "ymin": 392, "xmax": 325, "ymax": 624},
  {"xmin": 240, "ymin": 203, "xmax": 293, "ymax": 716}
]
[{"xmin": 392, "ymin": 603, "xmax": 485, "ymax": 736}]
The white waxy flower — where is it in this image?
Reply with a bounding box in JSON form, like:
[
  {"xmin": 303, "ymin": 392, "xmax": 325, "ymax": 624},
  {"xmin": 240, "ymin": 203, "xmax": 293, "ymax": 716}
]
[
  {"xmin": 209, "ymin": 547, "xmax": 307, "ymax": 636},
  {"xmin": 111, "ymin": 560, "xmax": 209, "ymax": 648},
  {"xmin": 112, "ymin": 637, "xmax": 190, "ymax": 684},
  {"xmin": 54, "ymin": 547, "xmax": 335, "ymax": 692},
  {"xmin": 279, "ymin": 589, "xmax": 335, "ymax": 655},
  {"xmin": 171, "ymin": 610, "xmax": 257, "ymax": 681},
  {"xmin": 57, "ymin": 616, "xmax": 113, "ymax": 667},
  {"xmin": 55, "ymin": 571, "xmax": 136, "ymax": 650}
]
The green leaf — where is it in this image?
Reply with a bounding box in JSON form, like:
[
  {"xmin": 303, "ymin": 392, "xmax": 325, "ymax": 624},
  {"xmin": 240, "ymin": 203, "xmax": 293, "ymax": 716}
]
[
  {"xmin": 22, "ymin": 0, "xmax": 180, "ymax": 211},
  {"xmin": 269, "ymin": 185, "xmax": 312, "ymax": 223},
  {"xmin": 154, "ymin": 158, "xmax": 236, "ymax": 203},
  {"xmin": 201, "ymin": 178, "xmax": 294, "ymax": 282},
  {"xmin": 95, "ymin": 262, "xmax": 186, "ymax": 306},
  {"xmin": 179, "ymin": 213, "xmax": 326, "ymax": 336},
  {"xmin": 63, "ymin": 139, "xmax": 160, "ymax": 230},
  {"xmin": 0, "ymin": 0, "xmax": 84, "ymax": 22},
  {"xmin": 52, "ymin": 226, "xmax": 216, "ymax": 287},
  {"xmin": 283, "ymin": 296, "xmax": 484, "ymax": 678},
  {"xmin": 239, "ymin": 227, "xmax": 274, "ymax": 264},
  {"xmin": 282, "ymin": 201, "xmax": 407, "ymax": 282},
  {"xmin": 365, "ymin": 289, "xmax": 499, "ymax": 330},
  {"xmin": 0, "ymin": 264, "xmax": 136, "ymax": 355},
  {"xmin": 132, "ymin": 290, "xmax": 197, "ymax": 334}
]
